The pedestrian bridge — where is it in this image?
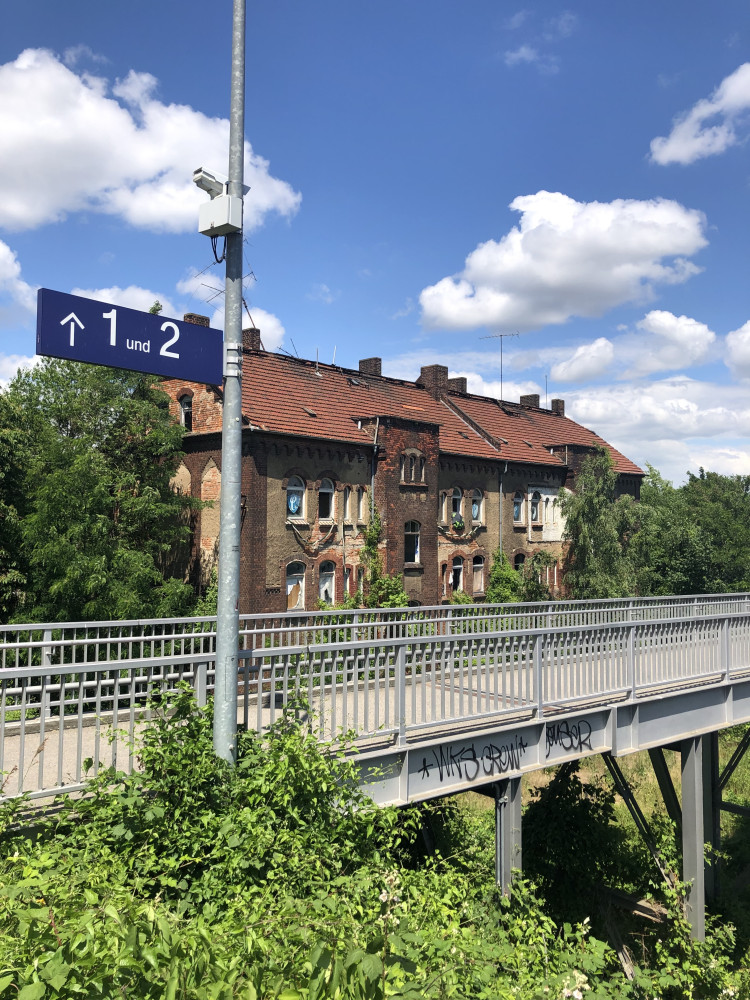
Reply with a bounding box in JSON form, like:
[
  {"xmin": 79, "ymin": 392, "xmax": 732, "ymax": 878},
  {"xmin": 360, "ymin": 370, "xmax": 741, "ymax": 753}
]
[{"xmin": 2, "ymin": 593, "xmax": 750, "ymax": 938}]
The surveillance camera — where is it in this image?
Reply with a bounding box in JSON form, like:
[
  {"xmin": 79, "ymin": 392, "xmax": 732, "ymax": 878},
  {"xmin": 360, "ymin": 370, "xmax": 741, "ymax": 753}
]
[{"xmin": 193, "ymin": 167, "xmax": 226, "ymax": 199}]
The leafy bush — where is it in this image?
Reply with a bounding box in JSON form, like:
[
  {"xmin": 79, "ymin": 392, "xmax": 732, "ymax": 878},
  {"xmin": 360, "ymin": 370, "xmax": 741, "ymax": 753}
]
[{"xmin": 0, "ymin": 698, "xmax": 746, "ymax": 998}]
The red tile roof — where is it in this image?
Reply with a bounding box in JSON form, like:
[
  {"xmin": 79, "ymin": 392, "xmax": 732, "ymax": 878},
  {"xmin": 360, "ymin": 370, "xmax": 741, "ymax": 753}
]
[{"xmin": 239, "ymin": 351, "xmax": 643, "ymax": 476}]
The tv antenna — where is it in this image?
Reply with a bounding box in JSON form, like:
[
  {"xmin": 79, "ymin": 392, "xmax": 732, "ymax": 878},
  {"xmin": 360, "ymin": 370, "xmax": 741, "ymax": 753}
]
[{"xmin": 479, "ymin": 331, "xmax": 519, "ymax": 401}]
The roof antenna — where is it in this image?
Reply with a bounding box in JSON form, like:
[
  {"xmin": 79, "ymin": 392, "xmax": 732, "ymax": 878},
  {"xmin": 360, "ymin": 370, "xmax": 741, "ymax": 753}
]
[
  {"xmin": 479, "ymin": 330, "xmax": 519, "ymax": 401},
  {"xmin": 315, "ymin": 347, "xmax": 322, "ymax": 378},
  {"xmin": 332, "ymin": 346, "xmax": 337, "ymax": 366}
]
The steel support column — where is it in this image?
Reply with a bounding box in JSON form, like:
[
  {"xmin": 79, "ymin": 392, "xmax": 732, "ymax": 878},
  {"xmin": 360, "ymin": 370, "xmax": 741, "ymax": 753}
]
[
  {"xmin": 495, "ymin": 777, "xmax": 522, "ymax": 894},
  {"xmin": 681, "ymin": 736, "xmax": 705, "ymax": 940},
  {"xmin": 703, "ymin": 732, "xmax": 721, "ymax": 900}
]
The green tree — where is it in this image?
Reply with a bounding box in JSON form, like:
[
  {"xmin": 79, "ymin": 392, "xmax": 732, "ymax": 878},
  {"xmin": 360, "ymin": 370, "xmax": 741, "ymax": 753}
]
[
  {"xmin": 2, "ymin": 359, "xmax": 198, "ymax": 622},
  {"xmin": 520, "ymin": 549, "xmax": 554, "ymax": 602},
  {"xmin": 485, "ymin": 549, "xmax": 522, "ymax": 604},
  {"xmin": 0, "ymin": 391, "xmax": 29, "ymax": 619},
  {"xmin": 679, "ymin": 469, "xmax": 750, "ymax": 592},
  {"xmin": 632, "ymin": 465, "xmax": 712, "ymax": 596},
  {"xmin": 560, "ymin": 448, "xmax": 637, "ymax": 599}
]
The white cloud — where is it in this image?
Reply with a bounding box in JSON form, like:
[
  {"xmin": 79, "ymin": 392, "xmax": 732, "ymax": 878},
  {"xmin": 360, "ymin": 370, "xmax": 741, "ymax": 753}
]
[
  {"xmin": 650, "ymin": 62, "xmax": 750, "ymax": 165},
  {"xmin": 505, "ymin": 10, "xmax": 528, "ymax": 30},
  {"xmin": 569, "ymin": 377, "xmax": 750, "ymax": 440},
  {"xmin": 243, "ymin": 308, "xmax": 285, "ymax": 351},
  {"xmin": 420, "ymin": 191, "xmax": 707, "ymax": 332},
  {"xmin": 390, "ymin": 298, "xmax": 415, "ymax": 320},
  {"xmin": 621, "ymin": 310, "xmax": 716, "ymax": 377},
  {"xmin": 555, "ymin": 377, "xmax": 750, "ymax": 483},
  {"xmin": 544, "ymin": 11, "xmax": 577, "ymax": 40},
  {"xmin": 551, "ymin": 337, "xmax": 614, "ymax": 382},
  {"xmin": 175, "ymin": 268, "xmax": 225, "ymax": 306},
  {"xmin": 307, "ymin": 283, "xmax": 339, "ymax": 305},
  {"xmin": 0, "ymin": 353, "xmax": 37, "ymax": 388},
  {"xmin": 726, "ymin": 320, "xmax": 750, "ymax": 378},
  {"xmin": 70, "ymin": 285, "xmax": 178, "ymax": 318},
  {"xmin": 0, "ymin": 48, "xmax": 301, "ymax": 233},
  {"xmin": 0, "ymin": 240, "xmax": 36, "ymax": 312},
  {"xmin": 201, "ymin": 298, "xmax": 285, "ymax": 349}
]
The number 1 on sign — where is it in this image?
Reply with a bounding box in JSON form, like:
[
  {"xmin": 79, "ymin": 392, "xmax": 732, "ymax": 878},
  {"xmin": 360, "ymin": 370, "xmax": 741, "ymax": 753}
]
[{"xmin": 103, "ymin": 309, "xmax": 117, "ymax": 347}]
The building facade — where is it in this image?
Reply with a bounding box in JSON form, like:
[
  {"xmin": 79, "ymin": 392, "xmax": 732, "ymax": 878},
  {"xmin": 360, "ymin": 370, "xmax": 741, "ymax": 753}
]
[{"xmin": 162, "ymin": 321, "xmax": 643, "ymax": 613}]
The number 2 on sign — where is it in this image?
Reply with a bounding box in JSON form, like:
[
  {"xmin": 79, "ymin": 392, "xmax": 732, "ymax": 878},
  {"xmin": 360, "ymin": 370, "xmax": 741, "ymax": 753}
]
[{"xmin": 160, "ymin": 321, "xmax": 180, "ymax": 359}]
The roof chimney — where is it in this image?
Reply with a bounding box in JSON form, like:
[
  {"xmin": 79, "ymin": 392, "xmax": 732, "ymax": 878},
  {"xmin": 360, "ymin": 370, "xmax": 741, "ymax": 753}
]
[
  {"xmin": 520, "ymin": 393, "xmax": 540, "ymax": 408},
  {"xmin": 359, "ymin": 357, "xmax": 382, "ymax": 377},
  {"xmin": 243, "ymin": 326, "xmax": 262, "ymax": 352},
  {"xmin": 184, "ymin": 312, "xmax": 210, "ymax": 327},
  {"xmin": 447, "ymin": 376, "xmax": 468, "ymax": 394},
  {"xmin": 551, "ymin": 398, "xmax": 565, "ymax": 416},
  {"xmin": 417, "ymin": 364, "xmax": 449, "ymax": 398}
]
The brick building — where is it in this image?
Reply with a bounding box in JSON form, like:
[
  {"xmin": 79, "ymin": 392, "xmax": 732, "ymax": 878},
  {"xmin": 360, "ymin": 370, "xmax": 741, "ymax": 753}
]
[{"xmin": 163, "ymin": 321, "xmax": 643, "ymax": 613}]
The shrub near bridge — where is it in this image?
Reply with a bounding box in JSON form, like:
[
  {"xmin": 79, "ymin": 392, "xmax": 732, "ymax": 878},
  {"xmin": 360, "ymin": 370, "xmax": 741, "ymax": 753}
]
[{"xmin": 0, "ymin": 692, "xmax": 744, "ymax": 999}]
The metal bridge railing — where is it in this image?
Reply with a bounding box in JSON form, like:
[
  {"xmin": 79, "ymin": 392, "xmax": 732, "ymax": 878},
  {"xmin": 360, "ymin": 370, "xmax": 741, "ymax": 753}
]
[{"xmin": 1, "ymin": 595, "xmax": 749, "ymax": 801}]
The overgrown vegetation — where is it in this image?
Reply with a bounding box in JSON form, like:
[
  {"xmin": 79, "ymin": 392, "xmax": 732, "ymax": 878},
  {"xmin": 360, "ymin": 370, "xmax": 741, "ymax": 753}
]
[
  {"xmin": 0, "ymin": 359, "xmax": 199, "ymax": 622},
  {"xmin": 358, "ymin": 509, "xmax": 409, "ymax": 608},
  {"xmin": 1, "ymin": 695, "xmax": 750, "ymax": 997},
  {"xmin": 561, "ymin": 450, "xmax": 750, "ymax": 600}
]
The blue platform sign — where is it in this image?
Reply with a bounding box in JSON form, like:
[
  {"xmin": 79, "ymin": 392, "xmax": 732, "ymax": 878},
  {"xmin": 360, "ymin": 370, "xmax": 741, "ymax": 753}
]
[{"xmin": 36, "ymin": 288, "xmax": 224, "ymax": 384}]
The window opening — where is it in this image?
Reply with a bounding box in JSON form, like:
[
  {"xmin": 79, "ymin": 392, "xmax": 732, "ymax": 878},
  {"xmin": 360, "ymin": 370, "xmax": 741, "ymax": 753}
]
[
  {"xmin": 286, "ymin": 476, "xmax": 305, "ymax": 518},
  {"xmin": 472, "ymin": 555, "xmax": 484, "ymax": 593},
  {"xmin": 471, "ymin": 489, "xmax": 482, "ymax": 523},
  {"xmin": 319, "ymin": 560, "xmax": 335, "ymax": 605},
  {"xmin": 514, "ymin": 553, "xmax": 526, "ymax": 573},
  {"xmin": 451, "ymin": 557, "xmax": 463, "ymax": 592},
  {"xmin": 513, "ymin": 491, "xmax": 524, "ymax": 522},
  {"xmin": 286, "ymin": 561, "xmax": 305, "ymax": 610},
  {"xmin": 319, "ymin": 478, "xmax": 334, "ymax": 520},
  {"xmin": 404, "ymin": 520, "xmax": 420, "ymax": 563},
  {"xmin": 343, "ymin": 485, "xmax": 351, "ymax": 521},
  {"xmin": 179, "ymin": 395, "xmax": 193, "ymax": 432},
  {"xmin": 531, "ymin": 491, "xmax": 541, "ymax": 522},
  {"xmin": 451, "ymin": 488, "xmax": 462, "ymax": 518}
]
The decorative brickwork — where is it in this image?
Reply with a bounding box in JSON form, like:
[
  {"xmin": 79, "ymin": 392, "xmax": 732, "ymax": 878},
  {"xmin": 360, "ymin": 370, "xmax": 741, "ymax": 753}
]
[{"xmin": 160, "ymin": 326, "xmax": 642, "ymax": 612}]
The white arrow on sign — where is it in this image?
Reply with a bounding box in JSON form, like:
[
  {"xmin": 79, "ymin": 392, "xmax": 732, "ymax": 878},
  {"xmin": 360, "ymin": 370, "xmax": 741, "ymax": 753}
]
[{"xmin": 60, "ymin": 312, "xmax": 84, "ymax": 347}]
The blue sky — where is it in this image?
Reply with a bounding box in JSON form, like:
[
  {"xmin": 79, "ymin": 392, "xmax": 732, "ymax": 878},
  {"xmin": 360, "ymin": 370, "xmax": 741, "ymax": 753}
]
[{"xmin": 1, "ymin": 0, "xmax": 749, "ymax": 484}]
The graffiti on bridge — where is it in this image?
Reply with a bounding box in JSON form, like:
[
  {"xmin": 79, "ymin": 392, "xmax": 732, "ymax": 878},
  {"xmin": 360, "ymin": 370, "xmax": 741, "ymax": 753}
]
[
  {"xmin": 545, "ymin": 719, "xmax": 593, "ymax": 759},
  {"xmin": 418, "ymin": 733, "xmax": 528, "ymax": 785}
]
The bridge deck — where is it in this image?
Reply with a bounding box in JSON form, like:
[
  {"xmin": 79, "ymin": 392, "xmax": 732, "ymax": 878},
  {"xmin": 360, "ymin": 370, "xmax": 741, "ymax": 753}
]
[{"xmin": 1, "ymin": 595, "xmax": 749, "ymax": 804}]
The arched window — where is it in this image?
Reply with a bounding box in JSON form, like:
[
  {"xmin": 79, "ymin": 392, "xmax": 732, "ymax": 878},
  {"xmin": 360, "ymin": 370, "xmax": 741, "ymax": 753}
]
[
  {"xmin": 401, "ymin": 451, "xmax": 425, "ymax": 483},
  {"xmin": 357, "ymin": 486, "xmax": 365, "ymax": 521},
  {"xmin": 319, "ymin": 560, "xmax": 335, "ymax": 604},
  {"xmin": 179, "ymin": 394, "xmax": 193, "ymax": 431},
  {"xmin": 530, "ymin": 491, "xmax": 541, "ymax": 523},
  {"xmin": 286, "ymin": 561, "xmax": 305, "ymax": 610},
  {"xmin": 472, "ymin": 555, "xmax": 485, "ymax": 594},
  {"xmin": 451, "ymin": 488, "xmax": 462, "ymax": 519},
  {"xmin": 343, "ymin": 485, "xmax": 351, "ymax": 521},
  {"xmin": 404, "ymin": 520, "xmax": 420, "ymax": 563},
  {"xmin": 471, "ymin": 489, "xmax": 483, "ymax": 523},
  {"xmin": 441, "ymin": 563, "xmax": 447, "ymax": 598},
  {"xmin": 451, "ymin": 557, "xmax": 464, "ymax": 592},
  {"xmin": 514, "ymin": 553, "xmax": 526, "ymax": 573},
  {"xmin": 318, "ymin": 478, "xmax": 334, "ymax": 521},
  {"xmin": 513, "ymin": 491, "xmax": 524, "ymax": 523},
  {"xmin": 286, "ymin": 476, "xmax": 305, "ymax": 518}
]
